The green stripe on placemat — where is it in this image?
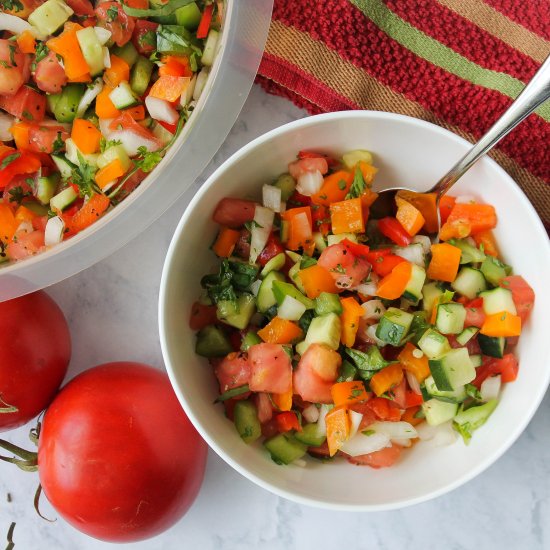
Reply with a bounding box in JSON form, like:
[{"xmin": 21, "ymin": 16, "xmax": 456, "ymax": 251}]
[{"xmin": 350, "ymin": 0, "xmax": 550, "ymax": 122}]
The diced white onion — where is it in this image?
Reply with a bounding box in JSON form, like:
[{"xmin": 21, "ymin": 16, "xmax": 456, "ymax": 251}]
[
  {"xmin": 278, "ymin": 295, "xmax": 306, "ymax": 321},
  {"xmin": 405, "ymin": 370, "xmax": 422, "ymax": 395},
  {"xmin": 340, "ymin": 431, "xmax": 391, "ymax": 457},
  {"xmin": 393, "ymin": 438, "xmax": 412, "ymax": 448},
  {"xmin": 76, "ymin": 78, "xmax": 103, "ymax": 118},
  {"xmin": 102, "ymin": 47, "xmax": 111, "ymax": 69},
  {"xmin": 293, "ymin": 212, "xmax": 312, "ymax": 241},
  {"xmin": 366, "ymin": 324, "xmax": 386, "ymax": 347},
  {"xmin": 361, "ymin": 299, "xmax": 386, "ymax": 321},
  {"xmin": 355, "ymin": 272, "xmax": 379, "ymax": 297},
  {"xmin": 417, "ymin": 420, "xmax": 457, "ymax": 447},
  {"xmin": 296, "ymin": 170, "xmax": 323, "ymax": 196},
  {"xmin": 0, "ymin": 13, "xmax": 46, "ymax": 39},
  {"xmin": 368, "ymin": 421, "xmax": 417, "ymax": 441},
  {"xmin": 249, "ymin": 279, "xmax": 262, "ymax": 297},
  {"xmin": 249, "ymin": 206, "xmax": 274, "ymax": 264},
  {"xmin": 292, "ymin": 458, "xmax": 307, "ymax": 468},
  {"xmin": 348, "ymin": 410, "xmax": 363, "ymax": 439},
  {"xmin": 145, "ymin": 95, "xmax": 179, "ymax": 125},
  {"xmin": 179, "ymin": 76, "xmax": 195, "ymax": 107},
  {"xmin": 316, "ymin": 404, "xmax": 332, "ymax": 437},
  {"xmin": 480, "ymin": 375, "xmax": 501, "ymax": 402},
  {"xmin": 262, "ymin": 184, "xmax": 282, "ymax": 212},
  {"xmin": 193, "ymin": 68, "xmax": 209, "ymax": 101},
  {"xmin": 393, "ymin": 243, "xmax": 425, "ymax": 267},
  {"xmin": 412, "ymin": 234, "xmax": 431, "ymax": 255},
  {"xmin": 0, "ymin": 112, "xmax": 14, "ymax": 141},
  {"xmin": 44, "ymin": 216, "xmax": 65, "ymax": 246},
  {"xmin": 94, "ymin": 26, "xmax": 111, "ymax": 45},
  {"xmin": 302, "ymin": 404, "xmax": 319, "ymax": 424},
  {"xmin": 455, "ymin": 195, "xmax": 477, "ymax": 204},
  {"xmin": 102, "ymin": 128, "xmax": 161, "ymax": 157},
  {"xmin": 151, "ymin": 121, "xmax": 173, "ymax": 146}
]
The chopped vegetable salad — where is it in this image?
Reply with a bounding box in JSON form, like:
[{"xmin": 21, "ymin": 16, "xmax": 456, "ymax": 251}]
[
  {"xmin": 0, "ymin": 0, "xmax": 221, "ymax": 263},
  {"xmin": 191, "ymin": 148, "xmax": 535, "ymax": 468}
]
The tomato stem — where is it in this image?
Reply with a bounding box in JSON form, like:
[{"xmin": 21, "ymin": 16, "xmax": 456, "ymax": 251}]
[
  {"xmin": 0, "ymin": 438, "xmax": 38, "ymax": 470},
  {"xmin": 0, "ymin": 396, "xmax": 18, "ymax": 414},
  {"xmin": 5, "ymin": 521, "xmax": 15, "ymax": 550},
  {"xmin": 34, "ymin": 485, "xmax": 55, "ymax": 523}
]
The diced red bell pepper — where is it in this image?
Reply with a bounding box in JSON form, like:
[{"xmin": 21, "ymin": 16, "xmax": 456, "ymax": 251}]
[
  {"xmin": 276, "ymin": 411, "xmax": 302, "ymax": 433},
  {"xmin": 378, "ymin": 217, "xmax": 413, "ymax": 247}
]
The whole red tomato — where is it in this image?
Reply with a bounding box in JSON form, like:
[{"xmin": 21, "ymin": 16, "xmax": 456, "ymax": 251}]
[
  {"xmin": 0, "ymin": 291, "xmax": 71, "ymax": 432},
  {"xmin": 38, "ymin": 362, "xmax": 207, "ymax": 542}
]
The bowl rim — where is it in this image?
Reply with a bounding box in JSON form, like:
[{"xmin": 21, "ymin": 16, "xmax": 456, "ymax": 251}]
[{"xmin": 159, "ymin": 110, "xmax": 550, "ymax": 511}]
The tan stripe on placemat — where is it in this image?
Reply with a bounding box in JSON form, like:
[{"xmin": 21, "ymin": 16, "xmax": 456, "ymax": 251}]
[
  {"xmin": 437, "ymin": 0, "xmax": 550, "ymax": 64},
  {"xmin": 264, "ymin": 20, "xmax": 550, "ymax": 221}
]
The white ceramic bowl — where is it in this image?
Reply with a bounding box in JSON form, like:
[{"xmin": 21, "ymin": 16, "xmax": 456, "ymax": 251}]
[
  {"xmin": 0, "ymin": 0, "xmax": 273, "ymax": 302},
  {"xmin": 159, "ymin": 111, "xmax": 550, "ymax": 510}
]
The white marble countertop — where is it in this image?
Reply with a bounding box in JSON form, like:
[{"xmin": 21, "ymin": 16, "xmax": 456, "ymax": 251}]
[{"xmin": 1, "ymin": 86, "xmax": 549, "ymax": 550}]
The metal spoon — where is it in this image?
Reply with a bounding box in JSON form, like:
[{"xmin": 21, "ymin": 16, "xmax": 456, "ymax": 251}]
[{"xmin": 376, "ymin": 53, "xmax": 550, "ymax": 232}]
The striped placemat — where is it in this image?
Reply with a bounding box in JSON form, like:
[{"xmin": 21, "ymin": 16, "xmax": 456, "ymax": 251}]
[{"xmin": 256, "ymin": 0, "xmax": 550, "ymax": 231}]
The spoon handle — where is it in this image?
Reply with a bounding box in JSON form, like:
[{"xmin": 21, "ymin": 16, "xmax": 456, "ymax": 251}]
[{"xmin": 431, "ymin": 53, "xmax": 550, "ymax": 198}]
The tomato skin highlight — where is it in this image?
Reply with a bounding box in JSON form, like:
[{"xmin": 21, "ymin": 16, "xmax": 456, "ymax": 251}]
[
  {"xmin": 0, "ymin": 291, "xmax": 70, "ymax": 432},
  {"xmin": 38, "ymin": 362, "xmax": 207, "ymax": 543}
]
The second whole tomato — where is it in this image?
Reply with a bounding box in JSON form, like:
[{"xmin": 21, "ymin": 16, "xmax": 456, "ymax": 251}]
[{"xmin": 37, "ymin": 362, "xmax": 207, "ymax": 542}]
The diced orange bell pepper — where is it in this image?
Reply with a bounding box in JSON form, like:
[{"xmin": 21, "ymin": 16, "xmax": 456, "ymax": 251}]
[
  {"xmin": 16, "ymin": 31, "xmax": 36, "ymax": 54},
  {"xmin": 68, "ymin": 193, "xmax": 110, "ymax": 233},
  {"xmin": 330, "ymin": 198, "xmax": 364, "ymax": 234},
  {"xmin": 339, "ymin": 296, "xmax": 365, "ymax": 347},
  {"xmin": 9, "ymin": 122, "xmax": 32, "ymax": 150},
  {"xmin": 398, "ymin": 342, "xmax": 430, "ymax": 382},
  {"xmin": 445, "ymin": 203, "xmax": 497, "ymax": 235},
  {"xmin": 257, "ymin": 317, "xmax": 303, "ymax": 345},
  {"xmin": 427, "ymin": 243, "xmax": 461, "ymax": 282},
  {"xmin": 311, "ymin": 170, "xmax": 353, "ymax": 206},
  {"xmin": 103, "ymin": 54, "xmax": 130, "ymax": 87},
  {"xmin": 95, "ymin": 159, "xmax": 126, "ymax": 190},
  {"xmin": 480, "ymin": 311, "xmax": 521, "ymax": 337},
  {"xmin": 472, "ymin": 229, "xmax": 499, "ymax": 257},
  {"xmin": 159, "ymin": 56, "xmax": 193, "ymax": 77},
  {"xmin": 298, "ymin": 264, "xmax": 339, "ymax": 298},
  {"xmin": 95, "ymin": 85, "xmax": 121, "ymax": 119},
  {"xmin": 149, "ymin": 75, "xmax": 188, "ymax": 102},
  {"xmin": 47, "ymin": 23, "xmax": 90, "ymax": 81},
  {"xmin": 376, "ymin": 260, "xmax": 412, "ymax": 300},
  {"xmin": 396, "ymin": 190, "xmax": 438, "ymax": 233},
  {"xmin": 14, "ymin": 205, "xmax": 37, "ymax": 224},
  {"xmin": 331, "ymin": 381, "xmax": 370, "ymax": 407},
  {"xmin": 357, "ymin": 161, "xmax": 378, "ymax": 185},
  {"xmin": 272, "ymin": 385, "xmax": 293, "ymax": 412},
  {"xmin": 325, "ymin": 405, "xmax": 351, "ymax": 456},
  {"xmin": 71, "ymin": 118, "xmax": 102, "ymax": 154},
  {"xmin": 395, "ymin": 196, "xmax": 425, "ymax": 236},
  {"xmin": 282, "ymin": 206, "xmax": 313, "ymax": 253},
  {"xmin": 370, "ymin": 363, "xmax": 404, "ymax": 397},
  {"xmin": 0, "ymin": 204, "xmax": 17, "ymax": 243},
  {"xmin": 212, "ymin": 226, "xmax": 240, "ymax": 257},
  {"xmin": 439, "ymin": 195, "xmax": 456, "ymax": 224}
]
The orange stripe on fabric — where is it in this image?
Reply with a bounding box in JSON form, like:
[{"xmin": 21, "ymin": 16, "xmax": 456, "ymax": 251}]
[
  {"xmin": 437, "ymin": 0, "xmax": 550, "ymax": 64},
  {"xmin": 263, "ymin": 20, "xmax": 550, "ymax": 223}
]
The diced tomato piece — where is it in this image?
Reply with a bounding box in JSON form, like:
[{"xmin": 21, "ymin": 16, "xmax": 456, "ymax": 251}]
[
  {"xmin": 293, "ymin": 344, "xmax": 341, "ymax": 404},
  {"xmin": 0, "ymin": 150, "xmax": 41, "ymax": 189},
  {"xmin": 0, "ymin": 40, "xmax": 29, "ymax": 96},
  {"xmin": 132, "ymin": 20, "xmax": 159, "ymax": 55},
  {"xmin": 32, "ymin": 215, "xmax": 48, "ymax": 232},
  {"xmin": 288, "ymin": 157, "xmax": 328, "ymax": 179},
  {"xmin": 377, "ymin": 217, "xmax": 412, "ymax": 246},
  {"xmin": 257, "ymin": 233, "xmax": 284, "ymax": 266},
  {"xmin": 6, "ymin": 230, "xmax": 44, "ymax": 260},
  {"xmin": 65, "ymin": 0, "xmax": 94, "ymax": 15},
  {"xmin": 341, "ymin": 238, "xmax": 370, "ymax": 258},
  {"xmin": 212, "ymin": 198, "xmax": 257, "ymax": 228},
  {"xmin": 95, "ymin": 2, "xmax": 135, "ymax": 47},
  {"xmin": 346, "ymin": 443, "xmax": 402, "ymax": 468},
  {"xmin": 388, "ymin": 377, "xmax": 407, "ymax": 408},
  {"xmin": 366, "ymin": 397, "xmax": 401, "ymax": 421},
  {"xmin": 214, "ymin": 352, "xmax": 251, "ymax": 393},
  {"xmin": 254, "ymin": 392, "xmax": 273, "ymax": 424},
  {"xmin": 311, "ymin": 203, "xmax": 330, "ymax": 235},
  {"xmin": 2, "ymin": 175, "xmax": 34, "ymax": 209},
  {"xmin": 464, "ymin": 302, "xmax": 486, "ymax": 328},
  {"xmin": 28, "ymin": 124, "xmax": 69, "ymax": 154},
  {"xmin": 248, "ymin": 343, "xmax": 292, "ymax": 394},
  {"xmin": 472, "ymin": 354, "xmax": 519, "ymax": 388},
  {"xmin": 287, "ymin": 191, "xmax": 311, "ymax": 208},
  {"xmin": 34, "ymin": 51, "xmax": 67, "ymax": 94},
  {"xmin": 0, "ymin": 86, "xmax": 46, "ymax": 123},
  {"xmin": 500, "ymin": 276, "xmax": 535, "ymax": 323},
  {"xmin": 366, "ymin": 248, "xmax": 406, "ymax": 277},
  {"xmin": 298, "ymin": 150, "xmax": 327, "ymax": 160},
  {"xmin": 189, "ymin": 302, "xmax": 218, "ymax": 331},
  {"xmin": 318, "ymin": 242, "xmax": 371, "ymax": 289}
]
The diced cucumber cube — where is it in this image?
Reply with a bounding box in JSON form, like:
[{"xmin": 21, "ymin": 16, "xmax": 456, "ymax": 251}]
[
  {"xmin": 234, "ymin": 401, "xmax": 262, "ymax": 444},
  {"xmin": 375, "ymin": 307, "xmax": 413, "ymax": 346},
  {"xmin": 288, "ymin": 262, "xmax": 307, "ymax": 293},
  {"xmin": 313, "ymin": 232, "xmax": 327, "ymax": 252},
  {"xmin": 217, "ymin": 294, "xmax": 256, "ymax": 330},
  {"xmin": 327, "ymin": 233, "xmax": 358, "ymax": 246},
  {"xmin": 435, "ymin": 302, "xmax": 466, "ymax": 335},
  {"xmin": 195, "ymin": 325, "xmax": 233, "ymax": 357},
  {"xmin": 109, "ymin": 81, "xmax": 140, "ymax": 110},
  {"xmin": 422, "ymin": 398, "xmax": 458, "ymax": 426},
  {"xmin": 429, "ymin": 348, "xmax": 476, "ymax": 391},
  {"xmin": 424, "ymin": 375, "xmax": 467, "ymax": 403},
  {"xmin": 273, "ymin": 174, "xmax": 296, "ymax": 202},
  {"xmin": 452, "ymin": 266, "xmax": 487, "ymax": 299},
  {"xmin": 202, "ymin": 29, "xmax": 219, "ymax": 67},
  {"xmin": 302, "ymin": 313, "xmax": 341, "ymax": 352},
  {"xmin": 314, "ymin": 292, "xmax": 343, "ymax": 316},
  {"xmin": 51, "ymin": 154, "xmax": 77, "ymax": 179},
  {"xmin": 418, "ymin": 328, "xmax": 451, "ymax": 359},
  {"xmin": 28, "ymin": 0, "xmax": 73, "ymax": 37},
  {"xmin": 479, "ymin": 287, "xmax": 517, "ymax": 315},
  {"xmin": 451, "ymin": 238, "xmax": 486, "ymax": 265},
  {"xmin": 294, "ymin": 423, "xmax": 326, "ymax": 447},
  {"xmin": 470, "ymin": 354, "xmax": 483, "ymax": 367},
  {"xmin": 130, "ymin": 56, "xmax": 154, "ymax": 97},
  {"xmin": 240, "ymin": 331, "xmax": 262, "ymax": 352},
  {"xmin": 257, "ymin": 271, "xmax": 285, "ymax": 312},
  {"xmin": 76, "ymin": 27, "xmax": 104, "ymax": 76},
  {"xmin": 456, "ymin": 327, "xmax": 479, "ymax": 346},
  {"xmin": 272, "ymin": 280, "xmax": 314, "ymax": 310},
  {"xmin": 342, "ymin": 149, "xmax": 373, "ymax": 169},
  {"xmin": 261, "ymin": 253, "xmax": 286, "ymax": 278},
  {"xmin": 478, "ymin": 334, "xmax": 505, "ymax": 358},
  {"xmin": 35, "ymin": 173, "xmax": 60, "ymax": 205},
  {"xmin": 402, "ymin": 264, "xmax": 426, "ymax": 304},
  {"xmin": 453, "ymin": 399, "xmax": 498, "ymax": 443},
  {"xmin": 264, "ymin": 433, "xmax": 307, "ymax": 464},
  {"xmin": 97, "ymin": 145, "xmax": 132, "ymax": 172},
  {"xmin": 175, "ymin": 2, "xmax": 202, "ymax": 29},
  {"xmin": 421, "ymin": 281, "xmax": 445, "ymax": 313},
  {"xmin": 480, "ymin": 256, "xmax": 511, "ymax": 286},
  {"xmin": 111, "ymin": 42, "xmax": 139, "ymax": 67},
  {"xmin": 50, "ymin": 187, "xmax": 78, "ymax": 211}
]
